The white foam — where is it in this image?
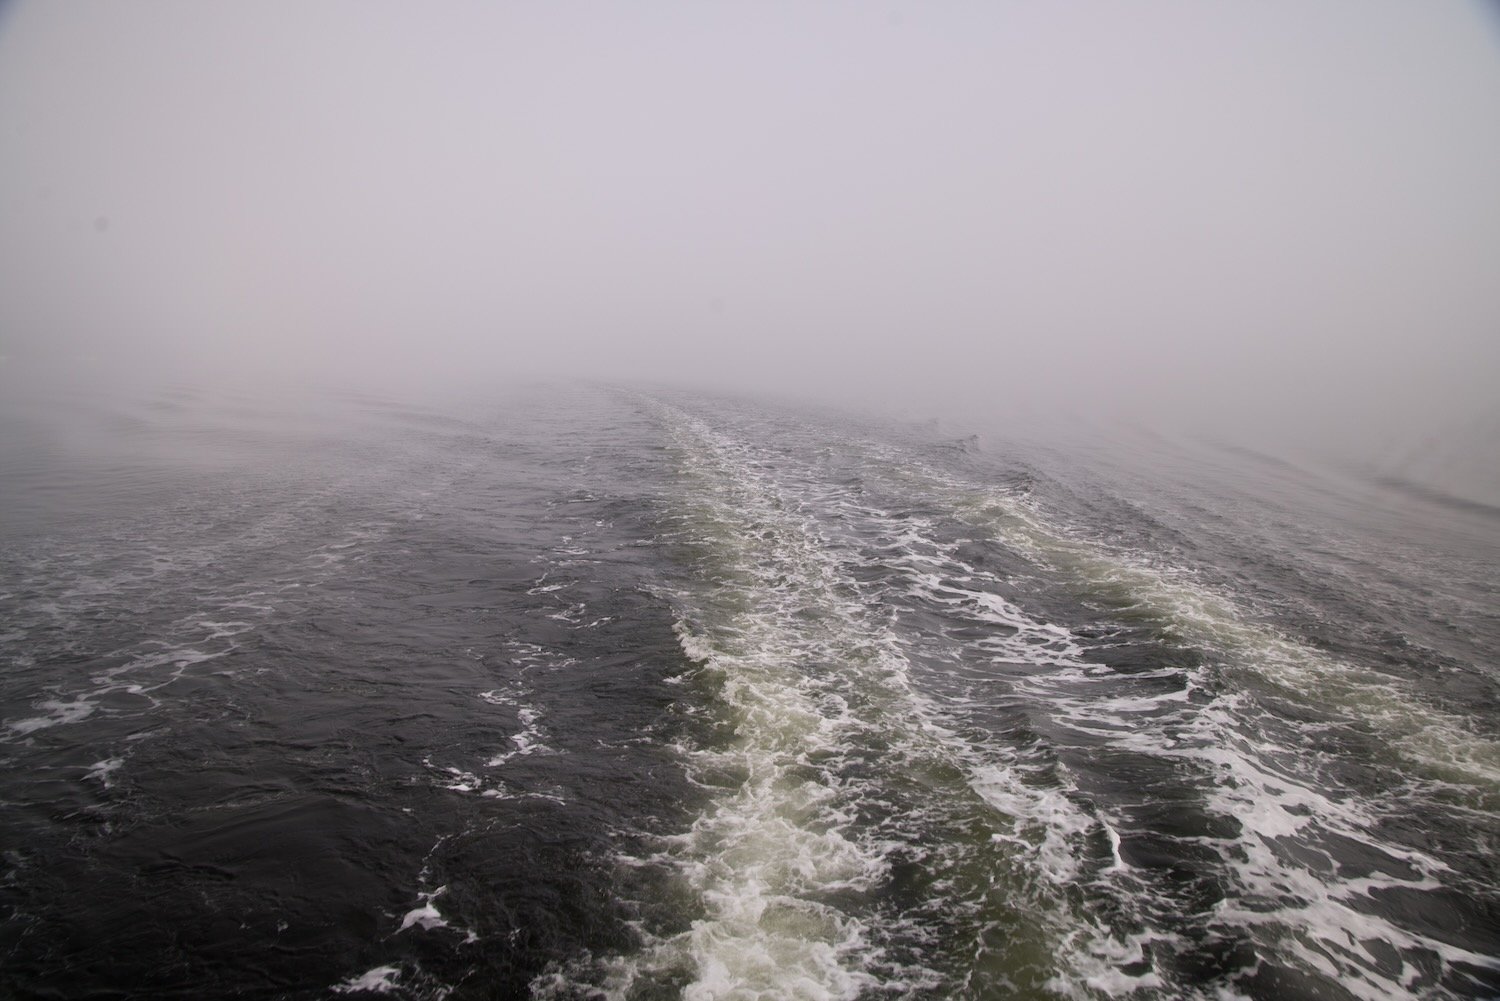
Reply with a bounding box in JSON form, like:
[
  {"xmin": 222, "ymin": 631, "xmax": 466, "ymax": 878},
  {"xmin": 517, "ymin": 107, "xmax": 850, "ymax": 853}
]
[
  {"xmin": 85, "ymin": 756, "xmax": 124, "ymax": 788},
  {"xmin": 965, "ymin": 485, "xmax": 1500, "ymax": 791},
  {"xmin": 486, "ymin": 703, "xmax": 547, "ymax": 767},
  {"xmin": 7, "ymin": 697, "xmax": 98, "ymax": 736},
  {"xmin": 970, "ymin": 763, "xmax": 1096, "ymax": 884},
  {"xmin": 572, "ymin": 399, "xmax": 1500, "ymax": 999},
  {"xmin": 332, "ymin": 965, "xmax": 401, "ymax": 994},
  {"xmin": 552, "ymin": 404, "xmax": 1134, "ymax": 998},
  {"xmin": 423, "ymin": 757, "xmax": 484, "ymax": 794},
  {"xmin": 398, "ymin": 886, "xmax": 449, "ymax": 932},
  {"xmin": 476, "ymin": 679, "xmax": 551, "ymax": 768},
  {"xmin": 194, "ymin": 619, "xmax": 253, "ymax": 640},
  {"xmin": 904, "ymin": 471, "xmax": 1500, "ymax": 997},
  {"xmin": 674, "ymin": 621, "xmax": 715, "ymax": 664}
]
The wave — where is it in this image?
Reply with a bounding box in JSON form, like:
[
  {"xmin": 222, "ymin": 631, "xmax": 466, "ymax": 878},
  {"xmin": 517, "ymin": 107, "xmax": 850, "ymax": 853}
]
[
  {"xmin": 554, "ymin": 397, "xmax": 1500, "ymax": 999},
  {"xmin": 538, "ymin": 402, "xmax": 1149, "ymax": 999}
]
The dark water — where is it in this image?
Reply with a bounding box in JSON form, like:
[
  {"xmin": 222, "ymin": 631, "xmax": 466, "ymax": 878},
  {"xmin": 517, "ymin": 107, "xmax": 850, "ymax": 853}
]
[{"xmin": 1, "ymin": 382, "xmax": 1496, "ymax": 999}]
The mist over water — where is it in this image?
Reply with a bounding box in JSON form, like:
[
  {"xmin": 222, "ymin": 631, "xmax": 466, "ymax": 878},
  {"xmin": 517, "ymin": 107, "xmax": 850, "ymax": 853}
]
[
  {"xmin": 3, "ymin": 1, "xmax": 1499, "ymax": 480},
  {"xmin": 1, "ymin": 2, "xmax": 1498, "ymax": 999}
]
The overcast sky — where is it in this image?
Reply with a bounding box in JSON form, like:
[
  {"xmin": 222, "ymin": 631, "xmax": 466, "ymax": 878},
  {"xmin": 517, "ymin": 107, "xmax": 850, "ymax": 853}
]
[{"xmin": 1, "ymin": 1, "xmax": 1497, "ymax": 452}]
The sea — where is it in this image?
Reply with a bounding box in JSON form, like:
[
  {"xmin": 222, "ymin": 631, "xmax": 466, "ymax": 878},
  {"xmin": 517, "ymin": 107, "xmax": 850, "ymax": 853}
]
[{"xmin": 1, "ymin": 379, "xmax": 1496, "ymax": 1000}]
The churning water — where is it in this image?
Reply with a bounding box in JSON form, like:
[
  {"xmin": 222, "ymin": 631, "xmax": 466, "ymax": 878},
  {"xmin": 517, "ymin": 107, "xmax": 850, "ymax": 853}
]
[{"xmin": 2, "ymin": 382, "xmax": 1496, "ymax": 999}]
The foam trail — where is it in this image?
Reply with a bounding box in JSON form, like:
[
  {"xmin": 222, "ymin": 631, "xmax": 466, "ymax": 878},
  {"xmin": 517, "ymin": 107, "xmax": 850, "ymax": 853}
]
[
  {"xmin": 872, "ymin": 450, "xmax": 1500, "ymax": 998},
  {"xmin": 955, "ymin": 485, "xmax": 1500, "ymax": 792},
  {"xmin": 644, "ymin": 409, "xmax": 1500, "ymax": 998},
  {"xmin": 539, "ymin": 402, "xmax": 1145, "ymax": 999}
]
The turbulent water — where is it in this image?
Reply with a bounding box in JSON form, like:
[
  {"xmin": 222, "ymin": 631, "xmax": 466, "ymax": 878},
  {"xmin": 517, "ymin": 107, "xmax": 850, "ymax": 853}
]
[{"xmin": 1, "ymin": 381, "xmax": 1497, "ymax": 1000}]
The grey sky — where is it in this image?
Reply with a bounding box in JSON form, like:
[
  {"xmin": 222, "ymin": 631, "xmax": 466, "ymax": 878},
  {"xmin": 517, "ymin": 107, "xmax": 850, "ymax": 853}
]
[{"xmin": 1, "ymin": 1, "xmax": 1497, "ymax": 453}]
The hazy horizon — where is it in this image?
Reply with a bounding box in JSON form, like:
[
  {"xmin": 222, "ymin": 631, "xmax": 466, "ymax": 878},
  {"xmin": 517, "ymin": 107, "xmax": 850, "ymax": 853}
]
[{"xmin": 2, "ymin": 1, "xmax": 1498, "ymax": 486}]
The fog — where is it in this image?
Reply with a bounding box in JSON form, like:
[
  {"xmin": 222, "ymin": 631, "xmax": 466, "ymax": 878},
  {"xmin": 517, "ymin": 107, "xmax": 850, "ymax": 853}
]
[{"xmin": 2, "ymin": 2, "xmax": 1498, "ymax": 480}]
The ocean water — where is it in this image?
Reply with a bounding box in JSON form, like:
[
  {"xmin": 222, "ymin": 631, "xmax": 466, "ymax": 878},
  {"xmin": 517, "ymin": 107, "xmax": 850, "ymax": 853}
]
[{"xmin": 1, "ymin": 381, "xmax": 1496, "ymax": 1000}]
